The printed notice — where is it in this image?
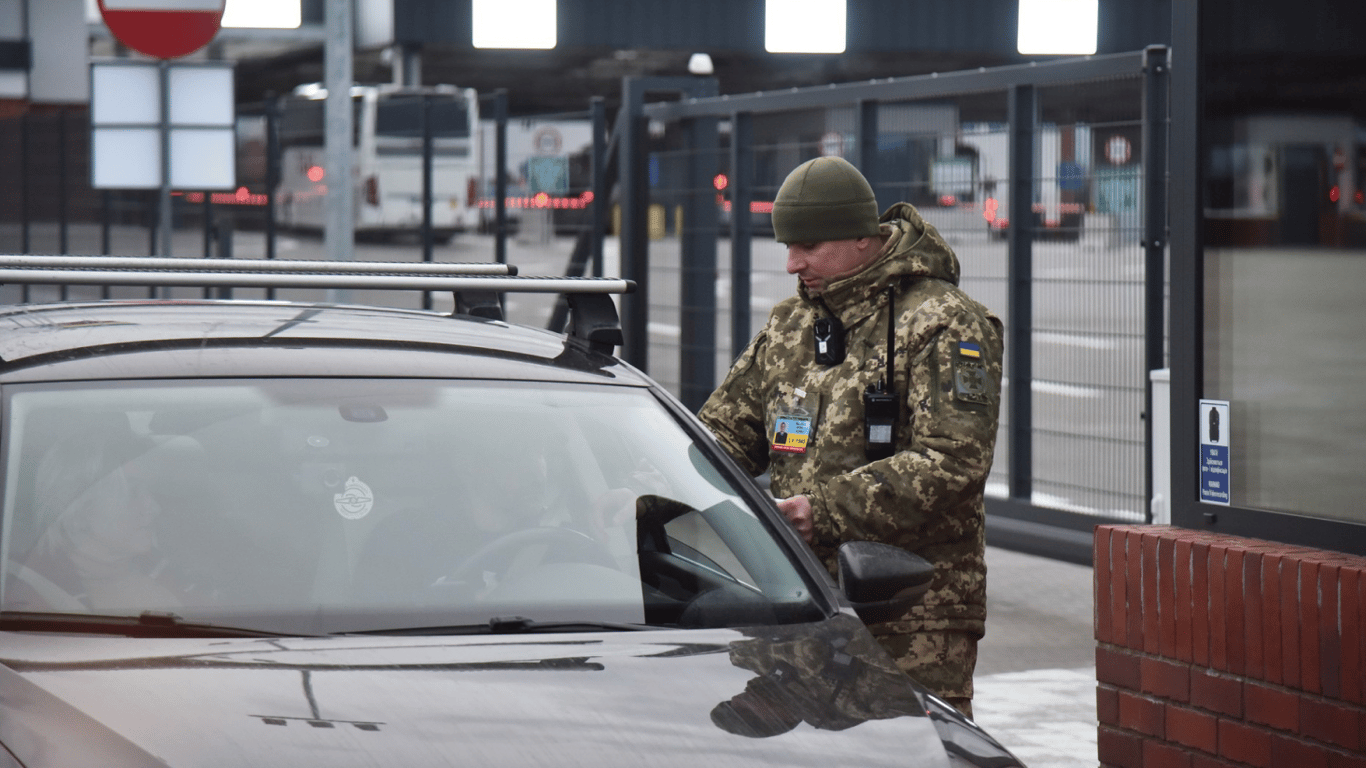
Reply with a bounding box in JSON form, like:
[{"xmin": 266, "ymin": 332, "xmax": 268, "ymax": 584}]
[{"xmin": 1199, "ymin": 399, "xmax": 1231, "ymax": 506}]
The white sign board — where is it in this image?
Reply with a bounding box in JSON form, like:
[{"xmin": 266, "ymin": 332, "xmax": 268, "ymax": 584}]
[{"xmin": 90, "ymin": 59, "xmax": 236, "ymax": 190}]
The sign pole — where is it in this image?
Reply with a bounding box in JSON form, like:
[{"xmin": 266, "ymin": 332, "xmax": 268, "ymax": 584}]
[{"xmin": 159, "ymin": 59, "xmax": 173, "ymax": 261}]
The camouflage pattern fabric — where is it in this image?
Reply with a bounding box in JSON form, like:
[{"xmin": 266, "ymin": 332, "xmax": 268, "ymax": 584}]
[{"xmin": 699, "ymin": 201, "xmax": 1003, "ymax": 706}]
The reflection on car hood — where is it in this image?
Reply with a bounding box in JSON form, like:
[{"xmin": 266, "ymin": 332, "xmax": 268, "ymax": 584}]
[{"xmin": 0, "ymin": 614, "xmax": 949, "ymax": 768}]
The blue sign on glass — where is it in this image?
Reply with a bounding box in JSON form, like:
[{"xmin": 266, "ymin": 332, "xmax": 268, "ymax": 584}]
[{"xmin": 1198, "ymin": 400, "xmax": 1231, "ymax": 506}]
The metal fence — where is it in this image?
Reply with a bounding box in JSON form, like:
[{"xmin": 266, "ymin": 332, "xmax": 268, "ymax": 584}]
[
  {"xmin": 617, "ymin": 48, "xmax": 1170, "ymax": 562},
  {"xmin": 0, "ymin": 50, "xmax": 1169, "ymax": 562}
]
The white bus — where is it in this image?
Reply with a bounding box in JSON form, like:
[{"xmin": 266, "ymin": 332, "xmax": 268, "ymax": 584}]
[{"xmin": 276, "ymin": 83, "xmax": 482, "ymax": 241}]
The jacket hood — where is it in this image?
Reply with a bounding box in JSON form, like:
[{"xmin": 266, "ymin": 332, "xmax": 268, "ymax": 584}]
[
  {"xmin": 0, "ymin": 616, "xmax": 955, "ymax": 768},
  {"xmin": 799, "ymin": 202, "xmax": 962, "ymax": 323}
]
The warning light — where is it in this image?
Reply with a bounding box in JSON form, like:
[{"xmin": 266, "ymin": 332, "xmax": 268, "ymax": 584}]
[
  {"xmin": 939, "ymin": 194, "xmax": 956, "ymax": 207},
  {"xmin": 714, "ymin": 174, "xmax": 728, "ymax": 191},
  {"xmin": 235, "ymin": 186, "xmax": 250, "ymax": 202},
  {"xmin": 1329, "ymin": 185, "xmax": 1341, "ymax": 203},
  {"xmin": 1356, "ymin": 190, "xmax": 1365, "ymax": 205},
  {"xmin": 581, "ymin": 190, "xmax": 594, "ymax": 204},
  {"xmin": 534, "ymin": 192, "xmax": 550, "ymax": 208},
  {"xmin": 306, "ymin": 165, "xmax": 325, "ymax": 183},
  {"xmin": 983, "ymin": 198, "xmax": 999, "ymax": 224}
]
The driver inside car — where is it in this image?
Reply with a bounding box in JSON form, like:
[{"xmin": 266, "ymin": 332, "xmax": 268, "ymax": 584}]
[{"xmin": 11, "ymin": 434, "xmax": 189, "ymax": 612}]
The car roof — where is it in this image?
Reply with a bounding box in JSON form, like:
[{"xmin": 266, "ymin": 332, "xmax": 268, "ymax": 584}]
[{"xmin": 0, "ymin": 300, "xmax": 649, "ymax": 386}]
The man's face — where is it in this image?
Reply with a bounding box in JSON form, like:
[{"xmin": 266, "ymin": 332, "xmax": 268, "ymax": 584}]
[{"xmin": 785, "ymin": 237, "xmax": 877, "ymax": 295}]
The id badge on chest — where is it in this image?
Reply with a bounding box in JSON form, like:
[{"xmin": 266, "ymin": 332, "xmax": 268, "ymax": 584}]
[{"xmin": 772, "ymin": 387, "xmax": 813, "ymax": 454}]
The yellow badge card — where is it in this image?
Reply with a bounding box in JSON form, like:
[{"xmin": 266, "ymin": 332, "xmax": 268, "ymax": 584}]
[{"xmin": 772, "ymin": 414, "xmax": 811, "ymax": 454}]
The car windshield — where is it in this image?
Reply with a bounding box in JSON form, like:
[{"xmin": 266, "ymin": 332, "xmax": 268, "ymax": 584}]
[{"xmin": 0, "ymin": 379, "xmax": 824, "ymax": 635}]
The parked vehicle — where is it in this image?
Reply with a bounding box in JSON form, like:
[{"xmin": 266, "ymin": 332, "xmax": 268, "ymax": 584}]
[
  {"xmin": 274, "ymin": 83, "xmax": 483, "ymax": 241},
  {"xmin": 0, "ymin": 257, "xmax": 1024, "ymax": 768}
]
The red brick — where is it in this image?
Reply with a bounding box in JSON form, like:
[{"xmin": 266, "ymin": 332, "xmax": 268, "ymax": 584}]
[
  {"xmin": 1175, "ymin": 538, "xmax": 1194, "ymax": 663},
  {"xmin": 1167, "ymin": 704, "xmax": 1219, "ymax": 754},
  {"xmin": 1327, "ymin": 749, "xmax": 1366, "ymax": 768},
  {"xmin": 1270, "ymin": 732, "xmax": 1332, "ymax": 767},
  {"xmin": 1360, "ymin": 568, "xmax": 1366, "ymax": 707},
  {"xmin": 1160, "ymin": 536, "xmax": 1178, "ymax": 658},
  {"xmin": 1112, "ymin": 530, "xmax": 1130, "ymax": 652},
  {"xmin": 1142, "ymin": 656, "xmax": 1191, "ymax": 703},
  {"xmin": 1190, "ymin": 754, "xmax": 1241, "ymax": 768},
  {"xmin": 1096, "ymin": 527, "xmax": 1114, "ymax": 643},
  {"xmin": 1190, "ymin": 669, "xmax": 1242, "ymax": 718},
  {"xmin": 1357, "ymin": 567, "xmax": 1366, "ymax": 707},
  {"xmin": 1339, "ymin": 567, "xmax": 1360, "ymax": 705},
  {"xmin": 1301, "ymin": 559, "xmax": 1322, "ymax": 695},
  {"xmin": 1145, "ymin": 533, "xmax": 1161, "ymax": 654},
  {"xmin": 1281, "ymin": 555, "xmax": 1302, "ymax": 689},
  {"xmin": 1261, "ymin": 553, "xmax": 1283, "ymax": 686},
  {"xmin": 1319, "ymin": 564, "xmax": 1342, "ymax": 700},
  {"xmin": 1224, "ymin": 548, "xmax": 1246, "ymax": 675},
  {"xmin": 1192, "ymin": 541, "xmax": 1211, "ymax": 666},
  {"xmin": 1128, "ymin": 530, "xmax": 1146, "ymax": 650},
  {"xmin": 1097, "ymin": 645, "xmax": 1142, "ymax": 690},
  {"xmin": 1209, "ymin": 546, "xmax": 1228, "ymax": 672},
  {"xmin": 1244, "ymin": 682, "xmax": 1298, "ymax": 731},
  {"xmin": 1300, "ymin": 697, "xmax": 1361, "ymax": 752},
  {"xmin": 1097, "ymin": 684, "xmax": 1120, "ymax": 726},
  {"xmin": 1144, "ymin": 739, "xmax": 1194, "ymax": 768},
  {"xmin": 1243, "ymin": 551, "xmax": 1264, "ymax": 680},
  {"xmin": 1220, "ymin": 719, "xmax": 1273, "ymax": 767},
  {"xmin": 1098, "ymin": 724, "xmax": 1144, "ymax": 768},
  {"xmin": 1118, "ymin": 690, "xmax": 1166, "ymax": 737}
]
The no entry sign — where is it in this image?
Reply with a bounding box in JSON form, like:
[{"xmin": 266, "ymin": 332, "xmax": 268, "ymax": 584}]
[{"xmin": 98, "ymin": 0, "xmax": 226, "ymax": 60}]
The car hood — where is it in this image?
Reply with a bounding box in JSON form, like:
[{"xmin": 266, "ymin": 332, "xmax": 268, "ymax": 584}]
[{"xmin": 0, "ymin": 614, "xmax": 950, "ymax": 768}]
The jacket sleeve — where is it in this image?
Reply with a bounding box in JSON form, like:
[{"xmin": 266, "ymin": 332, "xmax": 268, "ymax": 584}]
[
  {"xmin": 698, "ymin": 330, "xmax": 773, "ymax": 477},
  {"xmin": 808, "ymin": 308, "xmax": 1003, "ymax": 552}
]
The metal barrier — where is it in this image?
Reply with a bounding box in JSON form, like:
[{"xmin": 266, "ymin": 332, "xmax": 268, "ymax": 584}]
[
  {"xmin": 618, "ymin": 48, "xmax": 1171, "ymax": 563},
  {"xmin": 0, "ymin": 50, "xmax": 1171, "ymax": 562}
]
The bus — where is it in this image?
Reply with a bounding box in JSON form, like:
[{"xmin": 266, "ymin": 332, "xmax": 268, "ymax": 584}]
[{"xmin": 276, "ymin": 83, "xmax": 482, "ymax": 241}]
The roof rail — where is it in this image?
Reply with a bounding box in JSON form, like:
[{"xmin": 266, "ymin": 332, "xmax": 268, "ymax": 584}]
[
  {"xmin": 0, "ymin": 257, "xmax": 635, "ymax": 354},
  {"xmin": 0, "ymin": 255, "xmax": 516, "ymax": 276}
]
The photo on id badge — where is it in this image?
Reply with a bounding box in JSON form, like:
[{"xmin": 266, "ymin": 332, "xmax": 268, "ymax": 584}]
[{"xmin": 772, "ymin": 415, "xmax": 811, "ymax": 453}]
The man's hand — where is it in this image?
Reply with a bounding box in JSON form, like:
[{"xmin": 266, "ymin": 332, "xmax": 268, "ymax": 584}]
[{"xmin": 775, "ymin": 495, "xmax": 813, "ymax": 543}]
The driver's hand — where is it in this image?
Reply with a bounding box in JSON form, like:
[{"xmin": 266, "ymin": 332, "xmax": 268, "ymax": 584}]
[{"xmin": 775, "ymin": 495, "xmax": 813, "ymax": 543}]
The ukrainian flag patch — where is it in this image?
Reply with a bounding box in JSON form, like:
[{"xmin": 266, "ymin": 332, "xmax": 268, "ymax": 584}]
[{"xmin": 958, "ymin": 342, "xmax": 982, "ymax": 359}]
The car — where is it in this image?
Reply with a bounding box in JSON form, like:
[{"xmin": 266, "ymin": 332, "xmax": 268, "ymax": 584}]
[{"xmin": 0, "ymin": 255, "xmax": 1025, "ymax": 768}]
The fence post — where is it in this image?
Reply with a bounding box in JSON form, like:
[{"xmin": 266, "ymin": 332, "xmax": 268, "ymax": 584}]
[
  {"xmin": 618, "ymin": 77, "xmax": 650, "ymax": 370},
  {"xmin": 855, "ymin": 99, "xmax": 880, "ymax": 205},
  {"xmin": 729, "ymin": 111, "xmax": 754, "ymax": 358},
  {"xmin": 1007, "ymin": 84, "xmax": 1036, "ymax": 503},
  {"xmin": 679, "ymin": 109, "xmax": 720, "ymax": 412},
  {"xmin": 1142, "ymin": 45, "xmax": 1170, "ymax": 523},
  {"xmin": 590, "ymin": 97, "xmax": 607, "ymax": 277}
]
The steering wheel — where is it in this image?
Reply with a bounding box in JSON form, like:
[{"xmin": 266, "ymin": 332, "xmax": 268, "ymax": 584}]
[{"xmin": 442, "ymin": 526, "xmax": 617, "ymax": 591}]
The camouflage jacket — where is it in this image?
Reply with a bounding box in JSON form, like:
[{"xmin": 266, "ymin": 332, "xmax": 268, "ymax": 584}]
[{"xmin": 699, "ymin": 202, "xmax": 1003, "ymax": 635}]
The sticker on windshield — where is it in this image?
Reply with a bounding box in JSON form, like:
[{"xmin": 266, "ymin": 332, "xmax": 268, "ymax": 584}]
[{"xmin": 334, "ymin": 476, "xmax": 375, "ymax": 519}]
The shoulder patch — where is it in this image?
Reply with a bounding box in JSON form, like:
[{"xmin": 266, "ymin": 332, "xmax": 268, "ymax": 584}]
[{"xmin": 953, "ymin": 342, "xmax": 992, "ymax": 405}]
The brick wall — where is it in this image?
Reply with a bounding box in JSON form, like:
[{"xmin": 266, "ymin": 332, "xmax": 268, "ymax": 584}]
[{"xmin": 1094, "ymin": 525, "xmax": 1366, "ymax": 768}]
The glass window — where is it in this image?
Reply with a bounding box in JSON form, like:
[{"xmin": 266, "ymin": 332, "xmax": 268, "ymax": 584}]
[
  {"xmin": 0, "ymin": 380, "xmax": 821, "ymax": 635},
  {"xmin": 375, "ymin": 96, "xmax": 471, "ymax": 139},
  {"xmin": 1201, "ymin": 0, "xmax": 1366, "ymax": 523}
]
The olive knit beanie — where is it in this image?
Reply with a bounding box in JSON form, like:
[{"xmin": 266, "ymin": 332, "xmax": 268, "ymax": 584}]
[{"xmin": 770, "ymin": 156, "xmax": 880, "ymax": 244}]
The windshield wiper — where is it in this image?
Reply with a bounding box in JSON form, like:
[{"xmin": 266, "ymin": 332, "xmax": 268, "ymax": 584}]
[
  {"xmin": 0, "ymin": 611, "xmax": 303, "ymax": 638},
  {"xmin": 351, "ymin": 615, "xmax": 651, "ymax": 636}
]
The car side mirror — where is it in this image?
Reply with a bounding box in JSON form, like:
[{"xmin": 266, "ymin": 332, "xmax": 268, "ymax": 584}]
[{"xmin": 837, "ymin": 541, "xmax": 935, "ymax": 624}]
